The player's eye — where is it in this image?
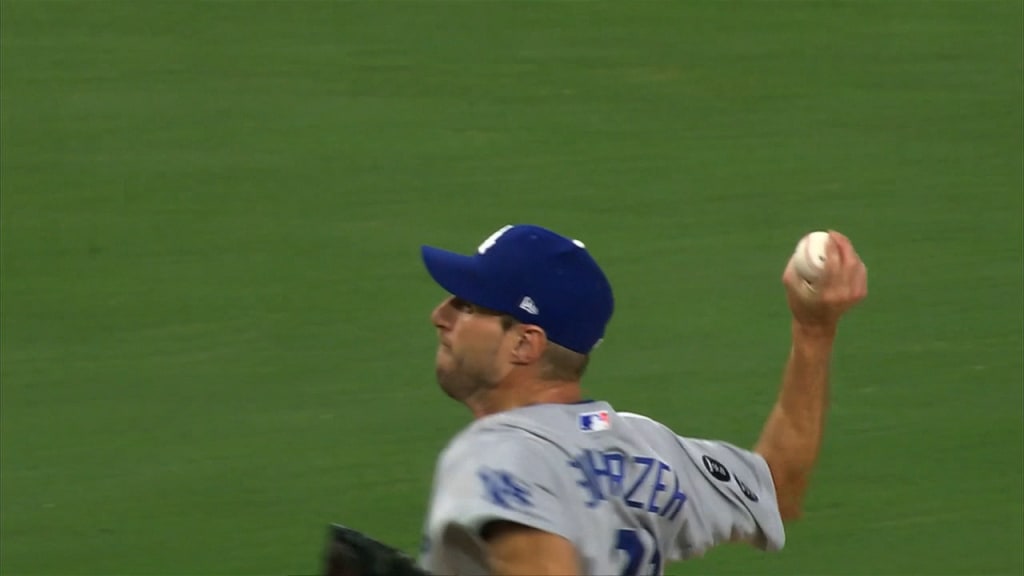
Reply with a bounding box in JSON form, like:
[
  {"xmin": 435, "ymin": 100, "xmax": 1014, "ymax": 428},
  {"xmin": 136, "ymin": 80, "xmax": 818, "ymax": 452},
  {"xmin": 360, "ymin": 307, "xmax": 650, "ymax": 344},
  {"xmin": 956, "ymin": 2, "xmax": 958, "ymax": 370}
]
[
  {"xmin": 450, "ymin": 297, "xmax": 475, "ymax": 313},
  {"xmin": 449, "ymin": 297, "xmax": 507, "ymax": 318}
]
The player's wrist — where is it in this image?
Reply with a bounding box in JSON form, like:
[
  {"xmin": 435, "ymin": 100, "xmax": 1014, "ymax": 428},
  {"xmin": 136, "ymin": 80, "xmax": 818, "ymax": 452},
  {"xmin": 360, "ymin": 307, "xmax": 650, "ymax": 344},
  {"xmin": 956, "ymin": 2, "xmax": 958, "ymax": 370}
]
[{"xmin": 791, "ymin": 319, "xmax": 837, "ymax": 343}]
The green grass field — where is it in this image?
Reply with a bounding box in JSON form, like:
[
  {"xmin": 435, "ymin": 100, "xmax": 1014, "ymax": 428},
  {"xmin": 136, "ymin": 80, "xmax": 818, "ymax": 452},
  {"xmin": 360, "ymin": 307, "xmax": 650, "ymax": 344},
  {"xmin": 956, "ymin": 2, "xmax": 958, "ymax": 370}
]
[{"xmin": 2, "ymin": 1, "xmax": 1022, "ymax": 574}]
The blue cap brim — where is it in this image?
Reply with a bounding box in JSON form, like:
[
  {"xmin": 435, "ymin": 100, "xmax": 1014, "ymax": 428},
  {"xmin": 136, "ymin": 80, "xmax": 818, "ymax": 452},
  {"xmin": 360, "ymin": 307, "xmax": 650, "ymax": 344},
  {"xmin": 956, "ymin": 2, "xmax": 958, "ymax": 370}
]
[{"xmin": 420, "ymin": 246, "xmax": 500, "ymax": 310}]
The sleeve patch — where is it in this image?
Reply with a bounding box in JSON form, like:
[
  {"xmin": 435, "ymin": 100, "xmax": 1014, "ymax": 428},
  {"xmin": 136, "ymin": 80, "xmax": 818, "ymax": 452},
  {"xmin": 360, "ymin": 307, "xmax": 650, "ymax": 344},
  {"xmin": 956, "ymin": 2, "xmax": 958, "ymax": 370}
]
[
  {"xmin": 735, "ymin": 476, "xmax": 759, "ymax": 502},
  {"xmin": 477, "ymin": 467, "xmax": 534, "ymax": 510},
  {"xmin": 701, "ymin": 455, "xmax": 732, "ymax": 482}
]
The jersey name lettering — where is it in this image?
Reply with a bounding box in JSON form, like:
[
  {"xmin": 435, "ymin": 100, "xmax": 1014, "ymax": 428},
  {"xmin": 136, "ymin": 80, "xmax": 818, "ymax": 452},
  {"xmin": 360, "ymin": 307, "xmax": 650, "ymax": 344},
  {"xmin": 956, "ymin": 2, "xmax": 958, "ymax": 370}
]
[{"xmin": 568, "ymin": 449, "xmax": 688, "ymax": 520}]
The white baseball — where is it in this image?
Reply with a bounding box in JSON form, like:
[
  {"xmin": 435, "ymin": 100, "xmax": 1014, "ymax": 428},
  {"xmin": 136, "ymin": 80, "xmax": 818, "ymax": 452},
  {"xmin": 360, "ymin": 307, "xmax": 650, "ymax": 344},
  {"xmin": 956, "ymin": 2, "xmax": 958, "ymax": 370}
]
[{"xmin": 791, "ymin": 231, "xmax": 831, "ymax": 287}]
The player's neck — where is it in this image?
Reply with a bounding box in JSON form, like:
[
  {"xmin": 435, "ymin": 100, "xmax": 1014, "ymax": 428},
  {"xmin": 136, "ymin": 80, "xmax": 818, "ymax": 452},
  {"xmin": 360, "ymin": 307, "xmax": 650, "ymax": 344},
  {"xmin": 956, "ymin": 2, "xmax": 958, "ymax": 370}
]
[{"xmin": 466, "ymin": 377, "xmax": 584, "ymax": 419}]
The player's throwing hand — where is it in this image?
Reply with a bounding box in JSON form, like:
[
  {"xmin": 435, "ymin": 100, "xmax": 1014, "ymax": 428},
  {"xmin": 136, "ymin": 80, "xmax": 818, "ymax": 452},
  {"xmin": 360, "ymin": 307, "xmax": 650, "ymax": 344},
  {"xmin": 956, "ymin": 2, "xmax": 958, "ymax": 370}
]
[{"xmin": 782, "ymin": 230, "xmax": 868, "ymax": 329}]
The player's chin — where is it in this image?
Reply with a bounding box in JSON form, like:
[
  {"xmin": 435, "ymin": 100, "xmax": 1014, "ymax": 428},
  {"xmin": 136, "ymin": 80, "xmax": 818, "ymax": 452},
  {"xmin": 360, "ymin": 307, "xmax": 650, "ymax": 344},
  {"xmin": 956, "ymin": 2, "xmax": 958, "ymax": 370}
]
[{"xmin": 435, "ymin": 369, "xmax": 462, "ymax": 400}]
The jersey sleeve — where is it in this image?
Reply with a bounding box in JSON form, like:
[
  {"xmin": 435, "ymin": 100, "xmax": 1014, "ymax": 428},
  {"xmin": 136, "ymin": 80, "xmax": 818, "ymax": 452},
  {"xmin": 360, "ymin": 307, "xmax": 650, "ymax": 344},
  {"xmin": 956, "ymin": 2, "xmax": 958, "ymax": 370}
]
[
  {"xmin": 670, "ymin": 436, "xmax": 786, "ymax": 560},
  {"xmin": 430, "ymin": 426, "xmax": 577, "ymax": 545}
]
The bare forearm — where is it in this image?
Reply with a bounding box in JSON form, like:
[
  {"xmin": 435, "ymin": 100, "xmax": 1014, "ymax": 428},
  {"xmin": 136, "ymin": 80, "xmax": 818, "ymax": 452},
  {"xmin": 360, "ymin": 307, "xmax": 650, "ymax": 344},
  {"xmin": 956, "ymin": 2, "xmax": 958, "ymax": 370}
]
[
  {"xmin": 755, "ymin": 320, "xmax": 836, "ymax": 520},
  {"xmin": 484, "ymin": 522, "xmax": 579, "ymax": 576}
]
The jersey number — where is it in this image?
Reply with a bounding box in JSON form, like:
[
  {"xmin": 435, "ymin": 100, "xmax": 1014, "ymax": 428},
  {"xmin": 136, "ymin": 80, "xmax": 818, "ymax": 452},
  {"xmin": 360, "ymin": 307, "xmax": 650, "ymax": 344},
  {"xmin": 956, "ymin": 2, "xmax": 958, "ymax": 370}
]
[{"xmin": 615, "ymin": 529, "xmax": 662, "ymax": 576}]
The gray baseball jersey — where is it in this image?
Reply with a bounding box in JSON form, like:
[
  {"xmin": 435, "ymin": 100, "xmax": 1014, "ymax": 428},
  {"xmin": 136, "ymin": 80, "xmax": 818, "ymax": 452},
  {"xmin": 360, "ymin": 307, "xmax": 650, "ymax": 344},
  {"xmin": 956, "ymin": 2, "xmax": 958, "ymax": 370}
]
[{"xmin": 418, "ymin": 400, "xmax": 785, "ymax": 575}]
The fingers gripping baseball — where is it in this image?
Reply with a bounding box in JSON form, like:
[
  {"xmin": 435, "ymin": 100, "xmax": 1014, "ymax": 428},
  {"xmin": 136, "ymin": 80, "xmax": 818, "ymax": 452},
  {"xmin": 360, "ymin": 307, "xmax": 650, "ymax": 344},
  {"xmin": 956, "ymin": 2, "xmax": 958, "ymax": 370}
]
[{"xmin": 783, "ymin": 230, "xmax": 868, "ymax": 327}]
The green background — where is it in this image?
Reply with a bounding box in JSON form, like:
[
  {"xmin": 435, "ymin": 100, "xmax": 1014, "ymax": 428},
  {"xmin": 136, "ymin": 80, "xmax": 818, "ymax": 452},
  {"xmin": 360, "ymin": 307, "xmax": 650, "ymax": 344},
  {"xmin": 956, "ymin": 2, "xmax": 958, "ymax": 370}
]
[{"xmin": 2, "ymin": 1, "xmax": 1022, "ymax": 574}]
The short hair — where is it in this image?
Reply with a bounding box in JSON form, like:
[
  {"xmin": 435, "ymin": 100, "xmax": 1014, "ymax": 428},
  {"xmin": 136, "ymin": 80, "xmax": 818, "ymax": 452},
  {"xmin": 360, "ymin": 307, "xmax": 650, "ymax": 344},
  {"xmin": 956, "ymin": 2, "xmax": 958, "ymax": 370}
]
[{"xmin": 500, "ymin": 315, "xmax": 590, "ymax": 381}]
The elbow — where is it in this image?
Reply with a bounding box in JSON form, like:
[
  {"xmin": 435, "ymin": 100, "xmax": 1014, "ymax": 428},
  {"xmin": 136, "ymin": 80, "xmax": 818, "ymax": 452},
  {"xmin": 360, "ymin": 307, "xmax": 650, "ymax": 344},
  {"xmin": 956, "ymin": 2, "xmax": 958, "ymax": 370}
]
[
  {"xmin": 760, "ymin": 452, "xmax": 812, "ymax": 523},
  {"xmin": 778, "ymin": 498, "xmax": 804, "ymax": 522},
  {"xmin": 773, "ymin": 466, "xmax": 809, "ymax": 521}
]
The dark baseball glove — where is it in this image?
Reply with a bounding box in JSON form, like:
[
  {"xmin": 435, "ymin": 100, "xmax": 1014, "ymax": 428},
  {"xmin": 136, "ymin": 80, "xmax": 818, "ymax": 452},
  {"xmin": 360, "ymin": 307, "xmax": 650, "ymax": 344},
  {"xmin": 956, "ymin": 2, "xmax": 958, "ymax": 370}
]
[{"xmin": 323, "ymin": 524, "xmax": 431, "ymax": 576}]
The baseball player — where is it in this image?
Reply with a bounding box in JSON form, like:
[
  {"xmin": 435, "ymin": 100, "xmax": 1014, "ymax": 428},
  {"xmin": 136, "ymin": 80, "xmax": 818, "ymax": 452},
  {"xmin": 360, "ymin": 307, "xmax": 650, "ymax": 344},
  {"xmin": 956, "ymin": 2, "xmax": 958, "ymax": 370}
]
[{"xmin": 324, "ymin": 224, "xmax": 868, "ymax": 576}]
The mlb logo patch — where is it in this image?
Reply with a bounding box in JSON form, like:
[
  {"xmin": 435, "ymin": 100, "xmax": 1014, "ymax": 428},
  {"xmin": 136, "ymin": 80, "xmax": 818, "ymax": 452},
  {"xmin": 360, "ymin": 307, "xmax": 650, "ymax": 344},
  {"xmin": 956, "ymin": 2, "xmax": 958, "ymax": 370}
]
[{"xmin": 578, "ymin": 410, "xmax": 611, "ymax": 432}]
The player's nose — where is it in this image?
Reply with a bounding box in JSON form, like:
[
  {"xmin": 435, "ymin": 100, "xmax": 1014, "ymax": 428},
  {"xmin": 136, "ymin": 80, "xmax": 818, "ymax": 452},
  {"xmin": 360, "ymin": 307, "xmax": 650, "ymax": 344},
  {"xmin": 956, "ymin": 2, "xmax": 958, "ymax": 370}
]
[{"xmin": 430, "ymin": 298, "xmax": 452, "ymax": 330}]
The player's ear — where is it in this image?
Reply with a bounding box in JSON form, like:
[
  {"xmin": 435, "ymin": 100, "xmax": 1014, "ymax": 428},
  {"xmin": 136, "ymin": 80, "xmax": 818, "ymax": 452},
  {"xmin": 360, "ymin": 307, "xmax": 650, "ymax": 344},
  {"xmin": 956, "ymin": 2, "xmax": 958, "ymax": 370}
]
[{"xmin": 509, "ymin": 325, "xmax": 547, "ymax": 365}]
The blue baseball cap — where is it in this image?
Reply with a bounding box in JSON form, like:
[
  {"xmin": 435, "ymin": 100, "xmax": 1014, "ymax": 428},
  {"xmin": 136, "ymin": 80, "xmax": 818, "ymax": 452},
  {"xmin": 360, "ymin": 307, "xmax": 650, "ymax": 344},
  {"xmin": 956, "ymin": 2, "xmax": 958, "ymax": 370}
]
[{"xmin": 420, "ymin": 224, "xmax": 615, "ymax": 354}]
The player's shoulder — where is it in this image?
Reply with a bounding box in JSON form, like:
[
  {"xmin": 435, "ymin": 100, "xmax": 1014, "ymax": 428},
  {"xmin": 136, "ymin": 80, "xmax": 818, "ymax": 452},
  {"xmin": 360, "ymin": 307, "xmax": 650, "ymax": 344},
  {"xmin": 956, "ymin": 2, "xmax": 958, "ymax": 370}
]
[
  {"xmin": 465, "ymin": 402, "xmax": 680, "ymax": 443},
  {"xmin": 616, "ymin": 410, "xmax": 682, "ymax": 440},
  {"xmin": 618, "ymin": 411, "xmax": 764, "ymax": 467},
  {"xmin": 436, "ymin": 409, "xmax": 561, "ymax": 471},
  {"xmin": 474, "ymin": 401, "xmax": 612, "ymax": 438},
  {"xmin": 436, "ymin": 402, "xmax": 614, "ymax": 471}
]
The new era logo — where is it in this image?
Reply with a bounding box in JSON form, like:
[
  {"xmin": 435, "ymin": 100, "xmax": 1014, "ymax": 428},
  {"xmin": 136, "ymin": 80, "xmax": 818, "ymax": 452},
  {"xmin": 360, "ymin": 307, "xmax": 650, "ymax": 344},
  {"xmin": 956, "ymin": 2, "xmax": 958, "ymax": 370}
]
[
  {"xmin": 518, "ymin": 296, "xmax": 539, "ymax": 315},
  {"xmin": 578, "ymin": 410, "xmax": 610, "ymax": 432}
]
